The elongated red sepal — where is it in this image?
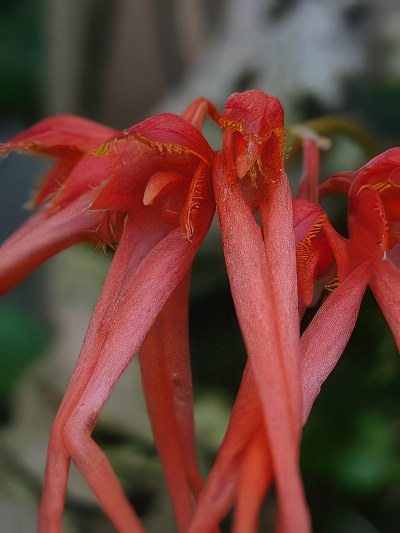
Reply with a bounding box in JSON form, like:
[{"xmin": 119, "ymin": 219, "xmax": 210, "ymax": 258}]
[
  {"xmin": 301, "ymin": 261, "xmax": 371, "ymax": 419},
  {"xmin": 39, "ymin": 194, "xmax": 215, "ymax": 532},
  {"xmin": 0, "ymin": 115, "xmax": 117, "ymax": 206},
  {"xmin": 233, "ymin": 429, "xmax": 272, "ymax": 533},
  {"xmin": 370, "ymin": 258, "xmax": 400, "ymax": 351},
  {"xmin": 140, "ymin": 276, "xmax": 202, "ymax": 532},
  {"xmin": 0, "ymin": 189, "xmax": 102, "ymax": 296},
  {"xmin": 296, "ymin": 139, "xmax": 321, "ymax": 204},
  {"xmin": 213, "ymin": 152, "xmax": 310, "ymax": 533}
]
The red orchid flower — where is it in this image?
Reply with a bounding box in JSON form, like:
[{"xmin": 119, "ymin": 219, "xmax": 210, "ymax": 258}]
[
  {"xmin": 0, "ymin": 104, "xmax": 215, "ymax": 532},
  {"xmin": 288, "ymin": 149, "xmax": 400, "ymax": 453},
  {"xmin": 188, "ymin": 126, "xmax": 369, "ymax": 533},
  {"xmin": 188, "ymin": 200, "xmax": 345, "ymax": 533},
  {"xmin": 226, "ymin": 146, "xmax": 400, "ymax": 533},
  {"xmin": 207, "ymin": 90, "xmax": 310, "ymax": 533},
  {"xmin": 320, "ymin": 147, "xmax": 400, "ymax": 349},
  {"xmin": 3, "ymin": 90, "xmax": 393, "ymax": 533},
  {"xmin": 208, "ymin": 147, "xmax": 400, "ymax": 533},
  {"xmin": 0, "ymin": 116, "xmax": 118, "ymax": 293}
]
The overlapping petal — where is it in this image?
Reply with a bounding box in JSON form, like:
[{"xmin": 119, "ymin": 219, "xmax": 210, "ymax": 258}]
[
  {"xmin": 0, "ymin": 115, "xmax": 117, "ymax": 206},
  {"xmin": 189, "ymin": 366, "xmax": 261, "ymax": 533},
  {"xmin": 370, "ymin": 253, "xmax": 400, "ymax": 350},
  {"xmin": 0, "ymin": 107, "xmax": 217, "ymax": 532},
  {"xmin": 0, "ymin": 189, "xmax": 102, "ymax": 296},
  {"xmin": 190, "ymin": 260, "xmax": 370, "ymax": 533},
  {"xmin": 40, "ymin": 194, "xmax": 215, "ymax": 531},
  {"xmin": 213, "ymin": 150, "xmax": 310, "ymax": 533},
  {"xmin": 139, "ymin": 276, "xmax": 202, "ymax": 532},
  {"xmin": 204, "ymin": 90, "xmax": 311, "ymax": 533}
]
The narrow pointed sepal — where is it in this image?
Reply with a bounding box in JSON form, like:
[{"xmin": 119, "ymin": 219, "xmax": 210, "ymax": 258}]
[
  {"xmin": 301, "ymin": 261, "xmax": 371, "ymax": 420},
  {"xmin": 370, "ymin": 258, "xmax": 400, "ymax": 351},
  {"xmin": 0, "ymin": 189, "xmax": 102, "ymax": 296},
  {"xmin": 139, "ymin": 276, "xmax": 202, "ymax": 532},
  {"xmin": 213, "ymin": 152, "xmax": 310, "ymax": 533}
]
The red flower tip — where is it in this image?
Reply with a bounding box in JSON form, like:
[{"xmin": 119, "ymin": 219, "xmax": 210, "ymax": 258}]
[
  {"xmin": 216, "ymin": 90, "xmax": 285, "ymax": 207},
  {"xmin": 322, "ymin": 148, "xmax": 400, "ymax": 200},
  {"xmin": 348, "ymin": 148, "xmax": 400, "ymax": 260},
  {"xmin": 354, "ymin": 147, "xmax": 400, "ymax": 177},
  {"xmin": 319, "ymin": 171, "xmax": 354, "ymax": 197},
  {"xmin": 222, "ymin": 90, "xmax": 284, "ymax": 141}
]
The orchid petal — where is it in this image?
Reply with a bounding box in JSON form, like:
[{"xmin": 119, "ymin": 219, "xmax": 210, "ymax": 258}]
[
  {"xmin": 213, "ymin": 152, "xmax": 310, "ymax": 533},
  {"xmin": 321, "ymin": 217, "xmax": 350, "ymax": 280},
  {"xmin": 319, "ymin": 171, "xmax": 353, "ymax": 197},
  {"xmin": 39, "ymin": 194, "xmax": 215, "ymax": 532},
  {"xmin": 370, "ymin": 258, "xmax": 400, "ymax": 351},
  {"xmin": 181, "ymin": 98, "xmax": 210, "ymax": 130},
  {"xmin": 110, "ymin": 113, "xmax": 214, "ymax": 164},
  {"xmin": 349, "ymin": 185, "xmax": 390, "ymax": 255},
  {"xmin": 51, "ymin": 152, "xmax": 114, "ymax": 209},
  {"xmin": 260, "ymin": 172, "xmax": 303, "ymax": 430},
  {"xmin": 0, "ymin": 189, "xmax": 102, "ymax": 296},
  {"xmin": 34, "ymin": 157, "xmax": 82, "ymax": 206},
  {"xmin": 301, "ymin": 261, "xmax": 371, "ymax": 420},
  {"xmin": 222, "ymin": 90, "xmax": 284, "ymax": 139},
  {"xmin": 39, "ymin": 205, "xmax": 171, "ymax": 533},
  {"xmin": 293, "ymin": 199, "xmax": 349, "ymax": 306},
  {"xmin": 89, "ymin": 144, "xmax": 163, "ymax": 211},
  {"xmin": 143, "ymin": 170, "xmax": 186, "ymax": 206},
  {"xmin": 0, "ymin": 116, "xmax": 117, "ymax": 206},
  {"xmin": 233, "ymin": 429, "xmax": 272, "ymax": 533},
  {"xmin": 293, "ymin": 199, "xmax": 325, "ymax": 242},
  {"xmin": 139, "ymin": 275, "xmax": 202, "ymax": 532},
  {"xmin": 0, "ymin": 114, "xmax": 116, "ymax": 155},
  {"xmin": 259, "ymin": 170, "xmax": 310, "ymax": 532},
  {"xmin": 353, "ymin": 147, "xmax": 400, "ymax": 175},
  {"xmin": 321, "ymin": 151, "xmax": 400, "ymax": 198}
]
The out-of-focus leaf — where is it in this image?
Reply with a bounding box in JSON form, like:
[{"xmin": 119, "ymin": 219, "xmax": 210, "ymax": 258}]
[{"xmin": 0, "ymin": 304, "xmax": 48, "ymax": 400}]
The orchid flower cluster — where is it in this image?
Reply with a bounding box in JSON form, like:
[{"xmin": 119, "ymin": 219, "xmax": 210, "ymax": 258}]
[{"xmin": 0, "ymin": 90, "xmax": 399, "ymax": 533}]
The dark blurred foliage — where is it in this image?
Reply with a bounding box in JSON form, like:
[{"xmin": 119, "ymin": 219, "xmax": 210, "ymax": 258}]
[
  {"xmin": 344, "ymin": 80, "xmax": 400, "ymax": 143},
  {"xmin": 190, "ymin": 244, "xmax": 247, "ymax": 396},
  {"xmin": 0, "ymin": 304, "xmax": 48, "ymax": 422},
  {"xmin": 0, "ymin": 0, "xmax": 45, "ymax": 121}
]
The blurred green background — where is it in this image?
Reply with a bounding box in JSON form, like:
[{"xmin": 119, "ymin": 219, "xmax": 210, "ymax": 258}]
[{"xmin": 1, "ymin": 1, "xmax": 400, "ymax": 532}]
